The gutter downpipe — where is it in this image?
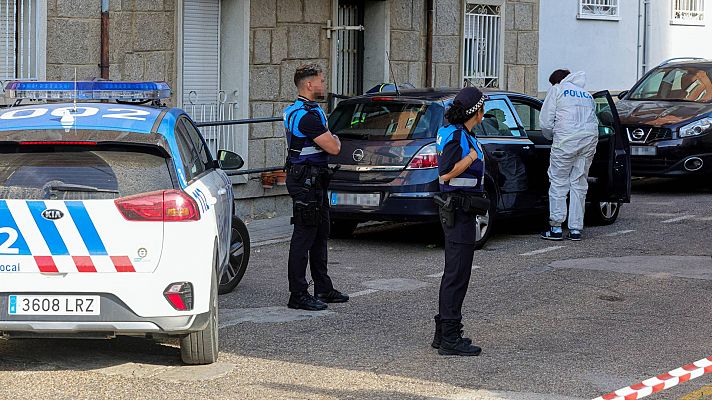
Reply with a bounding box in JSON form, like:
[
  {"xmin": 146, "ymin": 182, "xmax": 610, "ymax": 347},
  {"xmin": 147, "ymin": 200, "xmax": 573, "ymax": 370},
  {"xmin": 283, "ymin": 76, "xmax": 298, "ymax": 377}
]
[
  {"xmin": 425, "ymin": 0, "xmax": 434, "ymax": 87},
  {"xmin": 100, "ymin": 0, "xmax": 110, "ymax": 79},
  {"xmin": 642, "ymin": 0, "xmax": 650, "ymax": 75}
]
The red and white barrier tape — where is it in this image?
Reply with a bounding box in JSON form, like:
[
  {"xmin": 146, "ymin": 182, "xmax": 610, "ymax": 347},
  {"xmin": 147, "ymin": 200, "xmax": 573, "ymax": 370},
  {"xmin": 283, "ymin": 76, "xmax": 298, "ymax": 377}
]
[{"xmin": 593, "ymin": 355, "xmax": 712, "ymax": 400}]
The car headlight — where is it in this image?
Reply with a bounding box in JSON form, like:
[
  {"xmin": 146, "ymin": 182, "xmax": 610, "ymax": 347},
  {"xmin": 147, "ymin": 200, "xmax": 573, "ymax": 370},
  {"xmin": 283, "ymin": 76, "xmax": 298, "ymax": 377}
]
[{"xmin": 679, "ymin": 117, "xmax": 712, "ymax": 138}]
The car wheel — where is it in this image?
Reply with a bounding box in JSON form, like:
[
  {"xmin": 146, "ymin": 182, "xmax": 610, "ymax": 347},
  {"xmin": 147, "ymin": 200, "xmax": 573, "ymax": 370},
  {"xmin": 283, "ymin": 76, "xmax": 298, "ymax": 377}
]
[
  {"xmin": 180, "ymin": 267, "xmax": 219, "ymax": 365},
  {"xmin": 586, "ymin": 201, "xmax": 621, "ymax": 226},
  {"xmin": 474, "ymin": 187, "xmax": 497, "ymax": 250},
  {"xmin": 218, "ymin": 216, "xmax": 250, "ymax": 295},
  {"xmin": 330, "ymin": 219, "xmax": 358, "ymax": 238}
]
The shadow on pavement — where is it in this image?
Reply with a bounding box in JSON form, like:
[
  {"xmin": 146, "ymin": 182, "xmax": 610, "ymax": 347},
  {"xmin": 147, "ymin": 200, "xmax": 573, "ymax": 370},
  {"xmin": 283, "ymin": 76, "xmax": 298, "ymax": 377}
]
[{"xmin": 632, "ymin": 176, "xmax": 712, "ymax": 194}]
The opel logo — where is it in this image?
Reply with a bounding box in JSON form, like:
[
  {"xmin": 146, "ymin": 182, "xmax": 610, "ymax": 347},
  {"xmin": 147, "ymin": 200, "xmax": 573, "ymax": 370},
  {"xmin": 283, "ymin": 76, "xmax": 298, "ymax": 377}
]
[
  {"xmin": 353, "ymin": 149, "xmax": 365, "ymax": 162},
  {"xmin": 631, "ymin": 128, "xmax": 646, "ymax": 141},
  {"xmin": 41, "ymin": 209, "xmax": 64, "ymax": 220}
]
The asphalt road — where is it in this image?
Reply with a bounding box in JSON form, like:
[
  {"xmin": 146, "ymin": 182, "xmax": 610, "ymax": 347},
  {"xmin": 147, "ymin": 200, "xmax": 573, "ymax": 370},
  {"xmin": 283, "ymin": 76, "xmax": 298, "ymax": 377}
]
[{"xmin": 1, "ymin": 177, "xmax": 711, "ymax": 400}]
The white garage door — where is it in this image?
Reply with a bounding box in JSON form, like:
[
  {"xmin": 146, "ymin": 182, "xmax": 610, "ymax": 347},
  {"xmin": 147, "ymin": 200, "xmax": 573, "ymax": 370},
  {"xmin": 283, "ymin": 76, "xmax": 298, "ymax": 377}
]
[{"xmin": 182, "ymin": 0, "xmax": 220, "ymax": 106}]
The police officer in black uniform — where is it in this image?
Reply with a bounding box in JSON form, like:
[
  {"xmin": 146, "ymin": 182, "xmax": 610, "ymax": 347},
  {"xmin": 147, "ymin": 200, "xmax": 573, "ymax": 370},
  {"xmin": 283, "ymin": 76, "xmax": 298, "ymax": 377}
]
[
  {"xmin": 283, "ymin": 64, "xmax": 349, "ymax": 311},
  {"xmin": 431, "ymin": 87, "xmax": 488, "ymax": 356}
]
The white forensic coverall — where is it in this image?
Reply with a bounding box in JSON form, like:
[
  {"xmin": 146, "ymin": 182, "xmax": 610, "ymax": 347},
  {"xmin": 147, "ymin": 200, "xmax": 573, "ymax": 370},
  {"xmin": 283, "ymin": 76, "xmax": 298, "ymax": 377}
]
[{"xmin": 539, "ymin": 71, "xmax": 599, "ymax": 231}]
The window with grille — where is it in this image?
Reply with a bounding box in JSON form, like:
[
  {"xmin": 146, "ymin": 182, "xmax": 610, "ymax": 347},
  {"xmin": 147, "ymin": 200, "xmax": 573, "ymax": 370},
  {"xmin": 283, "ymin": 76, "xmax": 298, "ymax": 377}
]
[
  {"xmin": 578, "ymin": 0, "xmax": 619, "ymax": 20},
  {"xmin": 0, "ymin": 0, "xmax": 39, "ymax": 81},
  {"xmin": 671, "ymin": 0, "xmax": 705, "ymax": 25},
  {"xmin": 463, "ymin": 4, "xmax": 501, "ymax": 89}
]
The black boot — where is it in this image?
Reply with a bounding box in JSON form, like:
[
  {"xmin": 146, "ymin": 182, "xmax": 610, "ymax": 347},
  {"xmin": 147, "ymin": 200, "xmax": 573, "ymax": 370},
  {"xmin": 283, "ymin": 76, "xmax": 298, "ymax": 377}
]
[
  {"xmin": 431, "ymin": 315, "xmax": 472, "ymax": 349},
  {"xmin": 438, "ymin": 320, "xmax": 481, "ymax": 356}
]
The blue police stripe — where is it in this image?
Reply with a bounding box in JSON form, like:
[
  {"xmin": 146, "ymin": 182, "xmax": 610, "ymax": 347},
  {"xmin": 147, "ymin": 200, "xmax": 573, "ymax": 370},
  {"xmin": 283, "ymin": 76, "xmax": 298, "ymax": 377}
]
[
  {"xmin": 0, "ymin": 200, "xmax": 31, "ymax": 256},
  {"xmin": 65, "ymin": 201, "xmax": 108, "ymax": 256},
  {"xmin": 26, "ymin": 201, "xmax": 69, "ymax": 256}
]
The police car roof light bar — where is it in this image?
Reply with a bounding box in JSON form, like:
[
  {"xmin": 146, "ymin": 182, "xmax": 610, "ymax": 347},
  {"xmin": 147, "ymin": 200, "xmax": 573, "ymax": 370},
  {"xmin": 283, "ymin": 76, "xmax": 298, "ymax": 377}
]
[{"xmin": 4, "ymin": 81, "xmax": 172, "ymax": 101}]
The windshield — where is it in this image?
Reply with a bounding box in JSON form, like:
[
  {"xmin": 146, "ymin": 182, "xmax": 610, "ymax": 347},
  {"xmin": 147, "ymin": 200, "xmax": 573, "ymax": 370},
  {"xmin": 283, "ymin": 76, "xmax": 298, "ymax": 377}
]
[
  {"xmin": 329, "ymin": 101, "xmax": 443, "ymax": 140},
  {"xmin": 628, "ymin": 65, "xmax": 712, "ymax": 102}
]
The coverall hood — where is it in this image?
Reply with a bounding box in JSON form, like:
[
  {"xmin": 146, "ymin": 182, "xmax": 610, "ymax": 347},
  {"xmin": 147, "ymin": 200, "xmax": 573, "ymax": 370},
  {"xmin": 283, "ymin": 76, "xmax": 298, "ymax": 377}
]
[{"xmin": 561, "ymin": 71, "xmax": 587, "ymax": 88}]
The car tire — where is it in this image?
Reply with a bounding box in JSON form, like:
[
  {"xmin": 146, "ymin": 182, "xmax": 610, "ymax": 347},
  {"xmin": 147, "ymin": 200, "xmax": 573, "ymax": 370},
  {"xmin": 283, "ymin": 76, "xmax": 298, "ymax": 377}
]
[
  {"xmin": 180, "ymin": 267, "xmax": 219, "ymax": 365},
  {"xmin": 330, "ymin": 219, "xmax": 358, "ymax": 238},
  {"xmin": 218, "ymin": 216, "xmax": 250, "ymax": 295},
  {"xmin": 586, "ymin": 201, "xmax": 621, "ymax": 226},
  {"xmin": 474, "ymin": 186, "xmax": 497, "ymax": 250}
]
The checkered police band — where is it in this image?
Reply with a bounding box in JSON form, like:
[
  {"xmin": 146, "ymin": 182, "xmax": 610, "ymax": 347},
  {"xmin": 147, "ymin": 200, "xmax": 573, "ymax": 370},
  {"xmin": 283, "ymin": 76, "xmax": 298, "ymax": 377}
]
[{"xmin": 465, "ymin": 95, "xmax": 486, "ymax": 117}]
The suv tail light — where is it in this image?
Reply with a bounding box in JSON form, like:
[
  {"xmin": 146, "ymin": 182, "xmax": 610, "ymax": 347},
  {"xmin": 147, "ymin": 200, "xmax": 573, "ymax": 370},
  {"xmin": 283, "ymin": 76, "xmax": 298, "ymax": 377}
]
[
  {"xmin": 406, "ymin": 143, "xmax": 438, "ymax": 169},
  {"xmin": 164, "ymin": 282, "xmax": 194, "ymax": 311},
  {"xmin": 115, "ymin": 190, "xmax": 200, "ymax": 222}
]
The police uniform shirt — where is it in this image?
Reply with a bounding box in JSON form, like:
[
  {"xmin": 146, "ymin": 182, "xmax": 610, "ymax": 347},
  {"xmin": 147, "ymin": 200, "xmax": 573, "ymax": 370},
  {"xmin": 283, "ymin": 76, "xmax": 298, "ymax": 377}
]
[
  {"xmin": 295, "ymin": 97, "xmax": 329, "ymax": 139},
  {"xmin": 438, "ymin": 128, "xmax": 467, "ymax": 177}
]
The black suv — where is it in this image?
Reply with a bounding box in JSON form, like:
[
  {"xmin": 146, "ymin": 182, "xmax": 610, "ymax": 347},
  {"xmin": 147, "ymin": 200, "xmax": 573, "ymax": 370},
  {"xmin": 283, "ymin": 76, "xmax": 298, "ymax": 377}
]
[
  {"xmin": 327, "ymin": 88, "xmax": 631, "ymax": 248},
  {"xmin": 617, "ymin": 59, "xmax": 712, "ymax": 177}
]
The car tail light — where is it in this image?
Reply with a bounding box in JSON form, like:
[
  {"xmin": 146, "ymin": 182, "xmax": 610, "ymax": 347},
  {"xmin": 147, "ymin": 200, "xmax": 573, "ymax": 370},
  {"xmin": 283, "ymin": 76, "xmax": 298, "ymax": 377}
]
[
  {"xmin": 372, "ymin": 96, "xmax": 395, "ymax": 101},
  {"xmin": 407, "ymin": 144, "xmax": 438, "ymax": 169},
  {"xmin": 115, "ymin": 190, "xmax": 200, "ymax": 222},
  {"xmin": 164, "ymin": 282, "xmax": 194, "ymax": 311}
]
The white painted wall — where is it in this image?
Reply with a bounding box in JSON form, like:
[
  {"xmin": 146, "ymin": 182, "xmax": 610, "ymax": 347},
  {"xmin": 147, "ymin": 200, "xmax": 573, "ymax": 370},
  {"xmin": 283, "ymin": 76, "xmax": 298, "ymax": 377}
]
[
  {"xmin": 539, "ymin": 0, "xmax": 712, "ymax": 95},
  {"xmin": 538, "ymin": 0, "xmax": 639, "ymax": 95},
  {"xmin": 644, "ymin": 0, "xmax": 712, "ymax": 71}
]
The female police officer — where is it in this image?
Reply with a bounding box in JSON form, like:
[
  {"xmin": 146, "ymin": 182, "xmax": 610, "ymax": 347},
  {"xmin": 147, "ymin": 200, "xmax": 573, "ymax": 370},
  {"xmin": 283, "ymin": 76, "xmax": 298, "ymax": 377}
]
[{"xmin": 431, "ymin": 87, "xmax": 488, "ymax": 356}]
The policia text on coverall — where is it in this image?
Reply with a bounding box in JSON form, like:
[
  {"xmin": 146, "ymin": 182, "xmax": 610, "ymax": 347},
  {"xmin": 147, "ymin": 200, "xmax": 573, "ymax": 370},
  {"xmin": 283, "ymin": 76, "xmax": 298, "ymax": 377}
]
[
  {"xmin": 540, "ymin": 70, "xmax": 599, "ymax": 241},
  {"xmin": 283, "ymin": 64, "xmax": 349, "ymax": 311},
  {"xmin": 432, "ymin": 87, "xmax": 490, "ymax": 357}
]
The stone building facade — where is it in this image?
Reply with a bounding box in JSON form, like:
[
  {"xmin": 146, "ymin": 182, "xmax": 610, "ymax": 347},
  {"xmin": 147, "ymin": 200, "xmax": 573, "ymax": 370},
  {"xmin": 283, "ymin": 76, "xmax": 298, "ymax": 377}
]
[{"xmin": 8, "ymin": 0, "xmax": 539, "ymax": 220}]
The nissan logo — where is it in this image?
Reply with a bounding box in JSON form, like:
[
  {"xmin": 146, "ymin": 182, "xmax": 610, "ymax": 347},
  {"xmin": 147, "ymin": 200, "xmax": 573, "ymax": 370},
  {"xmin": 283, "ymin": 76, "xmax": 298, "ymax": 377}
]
[
  {"xmin": 631, "ymin": 128, "xmax": 646, "ymax": 141},
  {"xmin": 41, "ymin": 209, "xmax": 64, "ymax": 220},
  {"xmin": 353, "ymin": 149, "xmax": 365, "ymax": 162}
]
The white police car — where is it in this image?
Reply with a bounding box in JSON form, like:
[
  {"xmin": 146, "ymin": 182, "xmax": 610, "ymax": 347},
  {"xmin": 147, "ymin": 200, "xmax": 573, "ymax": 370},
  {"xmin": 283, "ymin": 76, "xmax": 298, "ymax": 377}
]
[{"xmin": 0, "ymin": 81, "xmax": 244, "ymax": 364}]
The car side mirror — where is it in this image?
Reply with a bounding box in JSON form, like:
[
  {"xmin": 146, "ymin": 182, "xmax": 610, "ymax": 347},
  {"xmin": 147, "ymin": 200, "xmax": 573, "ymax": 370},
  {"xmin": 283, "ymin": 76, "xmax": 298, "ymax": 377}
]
[
  {"xmin": 216, "ymin": 150, "xmax": 244, "ymax": 170},
  {"xmin": 617, "ymin": 90, "xmax": 628, "ymax": 100}
]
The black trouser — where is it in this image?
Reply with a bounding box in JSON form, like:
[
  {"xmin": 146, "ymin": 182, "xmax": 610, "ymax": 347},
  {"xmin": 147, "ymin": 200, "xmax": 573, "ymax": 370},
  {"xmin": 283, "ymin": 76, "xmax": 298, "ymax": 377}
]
[
  {"xmin": 286, "ymin": 165, "xmax": 334, "ymax": 295},
  {"xmin": 438, "ymin": 208, "xmax": 476, "ymax": 321}
]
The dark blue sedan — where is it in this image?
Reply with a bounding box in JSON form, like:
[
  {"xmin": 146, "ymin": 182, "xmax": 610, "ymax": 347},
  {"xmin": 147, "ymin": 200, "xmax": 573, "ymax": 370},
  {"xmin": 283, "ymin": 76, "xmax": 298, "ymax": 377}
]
[{"xmin": 327, "ymin": 88, "xmax": 631, "ymax": 248}]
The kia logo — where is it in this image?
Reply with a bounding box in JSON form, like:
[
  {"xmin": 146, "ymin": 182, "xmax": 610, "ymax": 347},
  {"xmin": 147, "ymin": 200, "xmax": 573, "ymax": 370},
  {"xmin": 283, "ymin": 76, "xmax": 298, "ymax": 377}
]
[
  {"xmin": 353, "ymin": 149, "xmax": 365, "ymax": 162},
  {"xmin": 41, "ymin": 209, "xmax": 64, "ymax": 220},
  {"xmin": 631, "ymin": 128, "xmax": 646, "ymax": 141}
]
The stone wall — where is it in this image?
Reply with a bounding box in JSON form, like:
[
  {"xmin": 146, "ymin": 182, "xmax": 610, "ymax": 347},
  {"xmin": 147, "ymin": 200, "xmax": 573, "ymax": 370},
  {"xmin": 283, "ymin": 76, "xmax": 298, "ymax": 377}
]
[
  {"xmin": 45, "ymin": 0, "xmax": 177, "ymax": 103},
  {"xmin": 235, "ymin": 0, "xmax": 333, "ymax": 219},
  {"xmin": 504, "ymin": 0, "xmax": 539, "ymax": 96}
]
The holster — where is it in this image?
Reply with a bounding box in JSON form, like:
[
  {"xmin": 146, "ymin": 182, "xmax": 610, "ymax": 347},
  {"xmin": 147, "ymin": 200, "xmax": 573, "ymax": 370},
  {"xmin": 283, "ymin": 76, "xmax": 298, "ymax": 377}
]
[
  {"xmin": 291, "ymin": 199, "xmax": 320, "ymax": 226},
  {"xmin": 434, "ymin": 194, "xmax": 455, "ymax": 228}
]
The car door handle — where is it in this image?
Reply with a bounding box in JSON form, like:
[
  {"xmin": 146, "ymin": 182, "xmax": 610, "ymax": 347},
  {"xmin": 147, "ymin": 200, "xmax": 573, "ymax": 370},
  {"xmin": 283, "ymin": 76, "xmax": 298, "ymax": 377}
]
[
  {"xmin": 218, "ymin": 188, "xmax": 227, "ymax": 196},
  {"xmin": 491, "ymin": 150, "xmax": 506, "ymax": 157},
  {"xmin": 522, "ymin": 146, "xmax": 530, "ymax": 150}
]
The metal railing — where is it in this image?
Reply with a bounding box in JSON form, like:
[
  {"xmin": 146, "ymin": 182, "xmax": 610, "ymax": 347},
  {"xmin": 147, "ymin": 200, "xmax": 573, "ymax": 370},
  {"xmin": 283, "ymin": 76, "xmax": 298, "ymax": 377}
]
[
  {"xmin": 579, "ymin": 0, "xmax": 619, "ymax": 18},
  {"xmin": 672, "ymin": 0, "xmax": 705, "ymax": 22},
  {"xmin": 463, "ymin": 4, "xmax": 501, "ymax": 89},
  {"xmin": 194, "ymin": 116, "xmax": 284, "ymax": 176}
]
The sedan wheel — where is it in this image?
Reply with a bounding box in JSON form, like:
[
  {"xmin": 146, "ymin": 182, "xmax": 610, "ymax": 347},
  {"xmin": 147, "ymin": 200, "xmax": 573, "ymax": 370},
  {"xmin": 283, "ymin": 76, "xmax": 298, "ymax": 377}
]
[{"xmin": 585, "ymin": 201, "xmax": 621, "ymax": 226}]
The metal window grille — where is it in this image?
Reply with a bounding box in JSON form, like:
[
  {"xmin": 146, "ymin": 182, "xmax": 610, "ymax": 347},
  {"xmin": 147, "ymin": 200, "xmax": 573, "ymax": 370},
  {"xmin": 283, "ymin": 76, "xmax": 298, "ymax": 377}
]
[
  {"xmin": 463, "ymin": 4, "xmax": 501, "ymax": 89},
  {"xmin": 0, "ymin": 0, "xmax": 37, "ymax": 82},
  {"xmin": 579, "ymin": 0, "xmax": 619, "ymax": 18},
  {"xmin": 335, "ymin": 0, "xmax": 364, "ymax": 97},
  {"xmin": 672, "ymin": 0, "xmax": 705, "ymax": 22}
]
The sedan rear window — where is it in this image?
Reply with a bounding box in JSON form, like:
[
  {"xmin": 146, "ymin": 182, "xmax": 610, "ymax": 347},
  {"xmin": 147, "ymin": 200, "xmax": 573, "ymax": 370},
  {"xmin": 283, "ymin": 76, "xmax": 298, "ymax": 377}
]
[
  {"xmin": 330, "ymin": 101, "xmax": 443, "ymax": 140},
  {"xmin": 0, "ymin": 147, "xmax": 174, "ymax": 200}
]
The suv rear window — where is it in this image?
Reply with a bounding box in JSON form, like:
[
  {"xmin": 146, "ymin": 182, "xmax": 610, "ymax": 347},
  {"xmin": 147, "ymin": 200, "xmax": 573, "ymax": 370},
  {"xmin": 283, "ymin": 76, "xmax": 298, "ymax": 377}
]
[
  {"xmin": 0, "ymin": 147, "xmax": 174, "ymax": 200},
  {"xmin": 629, "ymin": 65, "xmax": 712, "ymax": 102},
  {"xmin": 330, "ymin": 101, "xmax": 443, "ymax": 140}
]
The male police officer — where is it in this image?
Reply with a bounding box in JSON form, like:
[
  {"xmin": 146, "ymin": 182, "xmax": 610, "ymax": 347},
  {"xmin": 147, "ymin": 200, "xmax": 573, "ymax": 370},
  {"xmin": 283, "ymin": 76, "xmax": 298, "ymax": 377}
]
[{"xmin": 283, "ymin": 64, "xmax": 349, "ymax": 311}]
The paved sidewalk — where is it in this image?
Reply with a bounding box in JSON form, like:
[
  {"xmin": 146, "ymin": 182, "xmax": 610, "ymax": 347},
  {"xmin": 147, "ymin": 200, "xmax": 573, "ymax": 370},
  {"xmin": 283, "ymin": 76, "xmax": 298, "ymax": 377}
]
[{"xmin": 245, "ymin": 216, "xmax": 293, "ymax": 247}]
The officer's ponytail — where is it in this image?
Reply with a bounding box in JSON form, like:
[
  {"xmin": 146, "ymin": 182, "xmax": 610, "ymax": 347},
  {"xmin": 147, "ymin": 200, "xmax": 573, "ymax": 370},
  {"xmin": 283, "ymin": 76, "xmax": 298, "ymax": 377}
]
[{"xmin": 445, "ymin": 100, "xmax": 470, "ymax": 125}]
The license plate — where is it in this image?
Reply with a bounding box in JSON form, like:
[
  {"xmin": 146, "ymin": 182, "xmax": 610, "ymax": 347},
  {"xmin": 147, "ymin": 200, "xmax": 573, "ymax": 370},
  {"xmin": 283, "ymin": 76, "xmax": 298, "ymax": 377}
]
[
  {"xmin": 8, "ymin": 295, "xmax": 100, "ymax": 316},
  {"xmin": 631, "ymin": 146, "xmax": 656, "ymax": 156},
  {"xmin": 330, "ymin": 192, "xmax": 381, "ymax": 207}
]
